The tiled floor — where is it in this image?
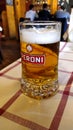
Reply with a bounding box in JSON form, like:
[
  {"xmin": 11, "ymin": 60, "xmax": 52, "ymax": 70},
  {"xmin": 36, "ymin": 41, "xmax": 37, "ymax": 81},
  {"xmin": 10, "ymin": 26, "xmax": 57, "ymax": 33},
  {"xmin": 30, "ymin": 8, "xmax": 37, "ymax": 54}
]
[{"xmin": 0, "ymin": 39, "xmax": 21, "ymax": 70}]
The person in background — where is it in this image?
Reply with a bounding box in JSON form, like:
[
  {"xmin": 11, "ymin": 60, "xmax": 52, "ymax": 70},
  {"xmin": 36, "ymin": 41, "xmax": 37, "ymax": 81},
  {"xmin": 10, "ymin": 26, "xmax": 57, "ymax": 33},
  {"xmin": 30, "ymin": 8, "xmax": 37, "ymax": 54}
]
[
  {"xmin": 55, "ymin": 5, "xmax": 70, "ymax": 21},
  {"xmin": 57, "ymin": 4, "xmax": 61, "ymax": 10},
  {"xmin": 25, "ymin": 4, "xmax": 38, "ymax": 21},
  {"xmin": 63, "ymin": 5, "xmax": 73, "ymax": 41},
  {"xmin": 38, "ymin": 3, "xmax": 51, "ymax": 21},
  {"xmin": 54, "ymin": 5, "xmax": 70, "ymax": 41}
]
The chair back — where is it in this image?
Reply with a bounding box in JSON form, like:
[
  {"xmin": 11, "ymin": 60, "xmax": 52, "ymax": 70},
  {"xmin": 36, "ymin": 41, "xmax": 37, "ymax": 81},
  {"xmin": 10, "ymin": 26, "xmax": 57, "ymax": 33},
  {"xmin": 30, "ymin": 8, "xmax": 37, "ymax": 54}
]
[{"xmin": 55, "ymin": 18, "xmax": 68, "ymax": 41}]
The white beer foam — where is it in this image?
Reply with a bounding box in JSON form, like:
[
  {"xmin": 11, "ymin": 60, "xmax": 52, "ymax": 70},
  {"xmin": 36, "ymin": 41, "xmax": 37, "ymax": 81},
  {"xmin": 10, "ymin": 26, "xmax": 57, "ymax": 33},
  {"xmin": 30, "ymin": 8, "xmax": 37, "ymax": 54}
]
[{"xmin": 20, "ymin": 28, "xmax": 60, "ymax": 44}]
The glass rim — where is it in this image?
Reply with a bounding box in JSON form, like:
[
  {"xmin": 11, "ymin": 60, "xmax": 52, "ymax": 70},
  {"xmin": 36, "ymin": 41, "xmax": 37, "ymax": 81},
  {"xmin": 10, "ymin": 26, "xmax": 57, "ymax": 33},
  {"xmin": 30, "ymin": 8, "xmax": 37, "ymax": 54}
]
[{"xmin": 19, "ymin": 21, "xmax": 61, "ymax": 26}]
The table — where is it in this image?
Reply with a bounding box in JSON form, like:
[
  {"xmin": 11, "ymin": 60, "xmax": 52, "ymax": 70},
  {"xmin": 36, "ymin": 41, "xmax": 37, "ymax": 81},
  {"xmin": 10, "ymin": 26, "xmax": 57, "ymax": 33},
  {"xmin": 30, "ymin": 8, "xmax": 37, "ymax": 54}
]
[{"xmin": 0, "ymin": 42, "xmax": 73, "ymax": 130}]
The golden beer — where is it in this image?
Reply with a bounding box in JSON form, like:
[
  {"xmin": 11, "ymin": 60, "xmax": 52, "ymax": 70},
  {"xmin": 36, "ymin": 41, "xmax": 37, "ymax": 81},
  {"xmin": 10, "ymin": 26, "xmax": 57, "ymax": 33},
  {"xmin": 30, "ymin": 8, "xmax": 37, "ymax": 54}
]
[{"xmin": 19, "ymin": 22, "xmax": 61, "ymax": 99}]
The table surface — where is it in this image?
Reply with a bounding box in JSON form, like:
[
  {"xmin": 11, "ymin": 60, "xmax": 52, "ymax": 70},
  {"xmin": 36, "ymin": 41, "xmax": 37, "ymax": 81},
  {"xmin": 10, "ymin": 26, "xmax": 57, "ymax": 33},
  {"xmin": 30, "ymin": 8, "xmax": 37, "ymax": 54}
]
[{"xmin": 0, "ymin": 41, "xmax": 73, "ymax": 130}]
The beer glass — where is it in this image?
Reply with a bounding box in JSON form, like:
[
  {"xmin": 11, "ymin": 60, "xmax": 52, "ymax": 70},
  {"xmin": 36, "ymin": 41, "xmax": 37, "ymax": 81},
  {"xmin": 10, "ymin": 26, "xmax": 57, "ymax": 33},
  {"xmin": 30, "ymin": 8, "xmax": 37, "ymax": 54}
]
[{"xmin": 19, "ymin": 21, "xmax": 61, "ymax": 99}]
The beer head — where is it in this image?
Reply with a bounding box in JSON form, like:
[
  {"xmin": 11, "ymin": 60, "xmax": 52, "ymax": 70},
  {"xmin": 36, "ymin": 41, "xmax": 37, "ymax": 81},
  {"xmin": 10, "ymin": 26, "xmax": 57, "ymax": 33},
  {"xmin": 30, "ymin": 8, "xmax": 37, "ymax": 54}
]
[{"xmin": 20, "ymin": 22, "xmax": 61, "ymax": 44}]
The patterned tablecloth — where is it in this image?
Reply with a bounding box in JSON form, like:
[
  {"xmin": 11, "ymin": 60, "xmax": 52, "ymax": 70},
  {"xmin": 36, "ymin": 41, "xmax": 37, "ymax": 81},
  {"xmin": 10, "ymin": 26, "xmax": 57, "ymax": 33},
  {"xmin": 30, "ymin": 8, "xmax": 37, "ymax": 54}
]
[{"xmin": 0, "ymin": 42, "xmax": 73, "ymax": 130}]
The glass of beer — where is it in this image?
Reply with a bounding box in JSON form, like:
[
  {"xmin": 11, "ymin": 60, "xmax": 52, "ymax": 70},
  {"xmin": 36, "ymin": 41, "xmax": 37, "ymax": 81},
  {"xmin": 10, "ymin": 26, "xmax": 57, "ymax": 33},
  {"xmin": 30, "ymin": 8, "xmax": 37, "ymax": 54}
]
[{"xmin": 19, "ymin": 21, "xmax": 61, "ymax": 99}]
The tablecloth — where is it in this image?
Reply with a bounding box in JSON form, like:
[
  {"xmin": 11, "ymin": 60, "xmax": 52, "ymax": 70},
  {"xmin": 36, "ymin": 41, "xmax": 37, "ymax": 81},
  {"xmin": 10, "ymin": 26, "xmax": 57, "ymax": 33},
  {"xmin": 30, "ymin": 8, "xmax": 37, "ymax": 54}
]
[{"xmin": 0, "ymin": 42, "xmax": 73, "ymax": 130}]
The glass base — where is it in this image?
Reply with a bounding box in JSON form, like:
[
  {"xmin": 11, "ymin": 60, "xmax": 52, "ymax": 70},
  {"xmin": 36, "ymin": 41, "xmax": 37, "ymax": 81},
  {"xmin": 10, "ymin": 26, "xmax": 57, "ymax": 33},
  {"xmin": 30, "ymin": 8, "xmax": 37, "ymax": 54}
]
[{"xmin": 21, "ymin": 79, "xmax": 59, "ymax": 99}]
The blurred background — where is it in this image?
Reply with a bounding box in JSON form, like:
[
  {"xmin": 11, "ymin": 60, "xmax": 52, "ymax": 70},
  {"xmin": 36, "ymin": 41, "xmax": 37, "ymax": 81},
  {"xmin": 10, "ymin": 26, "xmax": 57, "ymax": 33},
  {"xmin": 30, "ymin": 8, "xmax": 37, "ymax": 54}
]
[
  {"xmin": 0, "ymin": 0, "xmax": 73, "ymax": 70},
  {"xmin": 0, "ymin": 0, "xmax": 72, "ymax": 40}
]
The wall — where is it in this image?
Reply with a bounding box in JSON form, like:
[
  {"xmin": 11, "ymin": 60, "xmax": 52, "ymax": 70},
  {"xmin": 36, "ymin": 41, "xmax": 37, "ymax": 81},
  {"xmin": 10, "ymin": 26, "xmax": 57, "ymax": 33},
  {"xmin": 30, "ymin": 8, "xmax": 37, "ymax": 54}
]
[
  {"xmin": 0, "ymin": 0, "xmax": 6, "ymax": 13},
  {"xmin": 69, "ymin": 0, "xmax": 73, "ymax": 8},
  {"xmin": 50, "ymin": 0, "xmax": 58, "ymax": 14},
  {"xmin": 6, "ymin": 5, "xmax": 17, "ymax": 38}
]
